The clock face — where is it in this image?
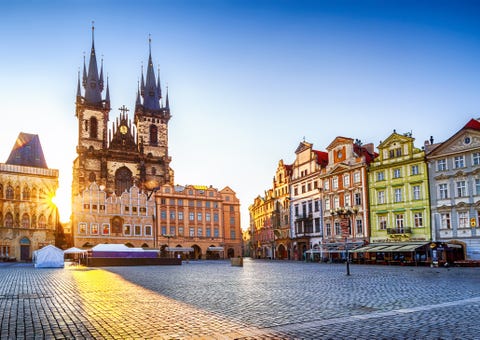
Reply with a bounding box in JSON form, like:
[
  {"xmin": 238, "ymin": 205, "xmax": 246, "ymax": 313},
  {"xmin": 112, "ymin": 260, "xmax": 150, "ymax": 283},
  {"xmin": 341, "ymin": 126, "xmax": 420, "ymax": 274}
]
[{"xmin": 120, "ymin": 125, "xmax": 128, "ymax": 135}]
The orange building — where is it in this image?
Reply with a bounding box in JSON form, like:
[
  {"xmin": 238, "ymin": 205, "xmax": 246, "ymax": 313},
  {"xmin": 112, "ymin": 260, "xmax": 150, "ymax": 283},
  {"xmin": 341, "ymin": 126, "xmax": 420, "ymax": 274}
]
[{"xmin": 154, "ymin": 184, "xmax": 242, "ymax": 259}]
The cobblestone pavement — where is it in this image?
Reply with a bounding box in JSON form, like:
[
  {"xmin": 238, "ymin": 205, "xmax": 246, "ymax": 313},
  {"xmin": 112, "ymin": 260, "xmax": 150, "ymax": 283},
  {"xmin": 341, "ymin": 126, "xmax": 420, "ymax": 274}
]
[{"xmin": 1, "ymin": 259, "xmax": 480, "ymax": 339}]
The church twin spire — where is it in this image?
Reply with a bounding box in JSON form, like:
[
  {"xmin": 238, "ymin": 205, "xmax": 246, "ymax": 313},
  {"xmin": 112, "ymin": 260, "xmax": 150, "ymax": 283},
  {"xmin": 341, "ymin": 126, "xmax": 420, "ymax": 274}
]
[
  {"xmin": 137, "ymin": 35, "xmax": 170, "ymax": 114},
  {"xmin": 77, "ymin": 25, "xmax": 169, "ymax": 116},
  {"xmin": 76, "ymin": 23, "xmax": 109, "ymax": 108}
]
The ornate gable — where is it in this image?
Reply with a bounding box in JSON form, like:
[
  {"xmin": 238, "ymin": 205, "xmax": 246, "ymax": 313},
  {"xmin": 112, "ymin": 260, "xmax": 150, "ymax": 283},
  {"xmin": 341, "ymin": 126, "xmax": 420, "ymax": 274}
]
[
  {"xmin": 109, "ymin": 107, "xmax": 137, "ymax": 152},
  {"xmin": 326, "ymin": 136, "xmax": 353, "ymax": 151},
  {"xmin": 427, "ymin": 119, "xmax": 480, "ymax": 158},
  {"xmin": 378, "ymin": 132, "xmax": 413, "ymax": 150},
  {"xmin": 295, "ymin": 141, "xmax": 312, "ymax": 154}
]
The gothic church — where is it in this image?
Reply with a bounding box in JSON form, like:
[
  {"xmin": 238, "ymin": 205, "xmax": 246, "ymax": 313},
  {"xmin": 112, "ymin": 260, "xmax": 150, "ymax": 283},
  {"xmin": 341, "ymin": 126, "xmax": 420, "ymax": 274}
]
[
  {"xmin": 71, "ymin": 27, "xmax": 173, "ymax": 248},
  {"xmin": 72, "ymin": 26, "xmax": 173, "ymax": 199}
]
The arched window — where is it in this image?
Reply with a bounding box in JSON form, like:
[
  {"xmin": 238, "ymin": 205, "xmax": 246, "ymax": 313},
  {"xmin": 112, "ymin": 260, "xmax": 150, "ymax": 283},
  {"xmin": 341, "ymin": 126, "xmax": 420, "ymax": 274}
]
[
  {"xmin": 89, "ymin": 116, "xmax": 98, "ymax": 139},
  {"xmin": 149, "ymin": 125, "xmax": 158, "ymax": 146},
  {"xmin": 115, "ymin": 167, "xmax": 133, "ymax": 196},
  {"xmin": 21, "ymin": 213, "xmax": 30, "ymax": 228},
  {"xmin": 22, "ymin": 186, "xmax": 30, "ymax": 200},
  {"xmin": 31, "ymin": 187, "xmax": 37, "ymax": 201},
  {"xmin": 38, "ymin": 215, "xmax": 46, "ymax": 229},
  {"xmin": 6, "ymin": 186, "xmax": 14, "ymax": 199},
  {"xmin": 5, "ymin": 213, "xmax": 13, "ymax": 227},
  {"xmin": 89, "ymin": 172, "xmax": 96, "ymax": 182},
  {"xmin": 39, "ymin": 189, "xmax": 45, "ymax": 200}
]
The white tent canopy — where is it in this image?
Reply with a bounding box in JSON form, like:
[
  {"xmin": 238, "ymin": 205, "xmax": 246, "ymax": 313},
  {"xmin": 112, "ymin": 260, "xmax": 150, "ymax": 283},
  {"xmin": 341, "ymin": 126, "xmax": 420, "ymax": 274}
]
[
  {"xmin": 33, "ymin": 245, "xmax": 64, "ymax": 268},
  {"xmin": 63, "ymin": 247, "xmax": 87, "ymax": 254}
]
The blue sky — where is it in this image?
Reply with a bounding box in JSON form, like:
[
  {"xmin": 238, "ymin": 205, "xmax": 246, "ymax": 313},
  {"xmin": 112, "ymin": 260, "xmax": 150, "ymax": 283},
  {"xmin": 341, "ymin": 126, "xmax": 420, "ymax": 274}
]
[{"xmin": 1, "ymin": 0, "xmax": 480, "ymax": 227}]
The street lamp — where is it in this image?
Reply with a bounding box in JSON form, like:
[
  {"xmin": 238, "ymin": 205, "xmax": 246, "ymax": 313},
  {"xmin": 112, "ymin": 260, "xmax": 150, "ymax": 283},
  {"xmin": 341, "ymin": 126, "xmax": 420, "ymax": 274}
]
[
  {"xmin": 144, "ymin": 180, "xmax": 160, "ymax": 249},
  {"xmin": 331, "ymin": 206, "xmax": 359, "ymax": 276},
  {"xmin": 163, "ymin": 234, "xmax": 173, "ymax": 257}
]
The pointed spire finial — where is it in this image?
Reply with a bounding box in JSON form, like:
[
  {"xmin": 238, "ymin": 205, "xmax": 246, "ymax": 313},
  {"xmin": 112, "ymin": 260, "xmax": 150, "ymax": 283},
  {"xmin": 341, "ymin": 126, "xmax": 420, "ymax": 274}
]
[
  {"xmin": 149, "ymin": 34, "xmax": 152, "ymax": 55},
  {"xmin": 165, "ymin": 85, "xmax": 170, "ymax": 109},
  {"xmin": 105, "ymin": 75, "xmax": 110, "ymax": 107},
  {"xmin": 76, "ymin": 68, "xmax": 82, "ymax": 98}
]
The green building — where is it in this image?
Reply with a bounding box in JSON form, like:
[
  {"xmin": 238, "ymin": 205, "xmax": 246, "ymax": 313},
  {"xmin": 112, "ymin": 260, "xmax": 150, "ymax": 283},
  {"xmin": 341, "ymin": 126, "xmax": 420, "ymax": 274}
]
[{"xmin": 364, "ymin": 131, "xmax": 431, "ymax": 263}]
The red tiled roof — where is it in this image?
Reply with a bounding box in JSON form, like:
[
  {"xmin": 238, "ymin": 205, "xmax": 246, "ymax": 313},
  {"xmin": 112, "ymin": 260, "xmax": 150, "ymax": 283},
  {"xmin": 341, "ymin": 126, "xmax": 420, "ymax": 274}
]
[
  {"xmin": 353, "ymin": 144, "xmax": 377, "ymax": 165},
  {"xmin": 313, "ymin": 150, "xmax": 328, "ymax": 166},
  {"xmin": 463, "ymin": 118, "xmax": 480, "ymax": 131}
]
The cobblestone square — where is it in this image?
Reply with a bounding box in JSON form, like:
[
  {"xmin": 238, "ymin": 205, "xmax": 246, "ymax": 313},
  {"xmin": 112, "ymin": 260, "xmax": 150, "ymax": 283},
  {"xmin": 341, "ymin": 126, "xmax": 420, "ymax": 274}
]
[{"xmin": 1, "ymin": 259, "xmax": 480, "ymax": 339}]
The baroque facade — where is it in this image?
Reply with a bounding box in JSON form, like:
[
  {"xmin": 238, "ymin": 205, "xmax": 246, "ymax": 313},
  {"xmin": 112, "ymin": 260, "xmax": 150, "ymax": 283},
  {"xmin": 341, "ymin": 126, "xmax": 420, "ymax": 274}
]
[
  {"xmin": 426, "ymin": 119, "xmax": 480, "ymax": 261},
  {"xmin": 366, "ymin": 131, "xmax": 431, "ymax": 263},
  {"xmin": 271, "ymin": 160, "xmax": 292, "ymax": 259},
  {"xmin": 320, "ymin": 137, "xmax": 374, "ymax": 259},
  {"xmin": 249, "ymin": 190, "xmax": 275, "ymax": 259},
  {"xmin": 290, "ymin": 141, "xmax": 326, "ymax": 260},
  {"xmin": 0, "ymin": 133, "xmax": 59, "ymax": 260}
]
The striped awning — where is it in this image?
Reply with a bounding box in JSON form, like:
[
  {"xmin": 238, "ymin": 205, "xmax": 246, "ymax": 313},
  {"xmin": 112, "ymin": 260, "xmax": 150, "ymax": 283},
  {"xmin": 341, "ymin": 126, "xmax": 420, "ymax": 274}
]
[{"xmin": 352, "ymin": 242, "xmax": 429, "ymax": 253}]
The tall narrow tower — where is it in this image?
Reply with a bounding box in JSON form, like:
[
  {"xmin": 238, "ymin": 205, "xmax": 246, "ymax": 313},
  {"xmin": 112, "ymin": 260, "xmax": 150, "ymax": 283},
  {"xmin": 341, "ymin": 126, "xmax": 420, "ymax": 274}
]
[
  {"xmin": 72, "ymin": 24, "xmax": 111, "ymax": 197},
  {"xmin": 134, "ymin": 37, "xmax": 173, "ymax": 187}
]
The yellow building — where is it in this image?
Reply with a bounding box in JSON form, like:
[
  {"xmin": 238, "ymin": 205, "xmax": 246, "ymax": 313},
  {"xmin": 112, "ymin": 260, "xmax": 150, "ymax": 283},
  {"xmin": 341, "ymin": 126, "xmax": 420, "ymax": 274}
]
[
  {"xmin": 249, "ymin": 189, "xmax": 275, "ymax": 259},
  {"xmin": 0, "ymin": 133, "xmax": 59, "ymax": 261}
]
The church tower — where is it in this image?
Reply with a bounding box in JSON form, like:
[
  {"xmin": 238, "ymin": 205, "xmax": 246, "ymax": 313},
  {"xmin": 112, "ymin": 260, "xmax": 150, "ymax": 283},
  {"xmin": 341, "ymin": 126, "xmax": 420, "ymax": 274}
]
[
  {"xmin": 134, "ymin": 37, "xmax": 173, "ymax": 189},
  {"xmin": 72, "ymin": 27, "xmax": 173, "ymax": 200},
  {"xmin": 72, "ymin": 24, "xmax": 111, "ymax": 197}
]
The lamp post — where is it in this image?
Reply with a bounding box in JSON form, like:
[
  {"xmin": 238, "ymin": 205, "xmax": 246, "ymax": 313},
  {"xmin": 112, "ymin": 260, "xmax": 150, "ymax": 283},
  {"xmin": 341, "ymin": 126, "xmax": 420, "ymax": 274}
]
[
  {"xmin": 331, "ymin": 206, "xmax": 359, "ymax": 276},
  {"xmin": 144, "ymin": 180, "xmax": 160, "ymax": 250},
  {"xmin": 163, "ymin": 234, "xmax": 173, "ymax": 257}
]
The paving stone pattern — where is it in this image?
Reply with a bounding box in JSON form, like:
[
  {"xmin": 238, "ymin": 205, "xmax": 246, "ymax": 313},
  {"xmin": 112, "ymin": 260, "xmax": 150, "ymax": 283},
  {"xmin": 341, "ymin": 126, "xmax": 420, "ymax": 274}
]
[{"xmin": 1, "ymin": 259, "xmax": 480, "ymax": 339}]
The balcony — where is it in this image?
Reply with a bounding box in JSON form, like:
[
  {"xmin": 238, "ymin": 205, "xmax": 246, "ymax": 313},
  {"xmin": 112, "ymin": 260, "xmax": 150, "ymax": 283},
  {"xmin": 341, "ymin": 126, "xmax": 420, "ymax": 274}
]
[
  {"xmin": 295, "ymin": 213, "xmax": 312, "ymax": 222},
  {"xmin": 387, "ymin": 227, "xmax": 412, "ymax": 235}
]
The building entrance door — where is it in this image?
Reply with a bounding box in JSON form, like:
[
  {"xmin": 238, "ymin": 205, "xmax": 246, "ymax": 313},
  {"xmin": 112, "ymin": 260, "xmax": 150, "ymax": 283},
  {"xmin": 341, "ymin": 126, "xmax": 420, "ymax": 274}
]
[{"xmin": 20, "ymin": 237, "xmax": 31, "ymax": 261}]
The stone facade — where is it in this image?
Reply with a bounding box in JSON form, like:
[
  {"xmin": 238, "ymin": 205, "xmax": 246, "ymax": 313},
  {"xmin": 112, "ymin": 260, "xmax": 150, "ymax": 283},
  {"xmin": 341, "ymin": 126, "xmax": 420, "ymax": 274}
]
[
  {"xmin": 426, "ymin": 119, "xmax": 480, "ymax": 260},
  {"xmin": 0, "ymin": 133, "xmax": 59, "ymax": 260}
]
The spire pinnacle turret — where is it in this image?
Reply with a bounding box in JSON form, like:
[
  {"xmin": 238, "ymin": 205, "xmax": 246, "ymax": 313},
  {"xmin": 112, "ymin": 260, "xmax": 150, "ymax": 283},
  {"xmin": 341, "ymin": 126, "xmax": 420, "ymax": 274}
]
[
  {"xmin": 165, "ymin": 86, "xmax": 170, "ymax": 109},
  {"xmin": 76, "ymin": 69, "xmax": 82, "ymax": 98},
  {"xmin": 105, "ymin": 75, "xmax": 110, "ymax": 108},
  {"xmin": 83, "ymin": 22, "xmax": 104, "ymax": 105},
  {"xmin": 140, "ymin": 35, "xmax": 161, "ymax": 111}
]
